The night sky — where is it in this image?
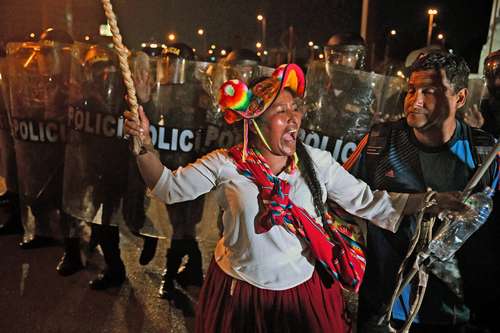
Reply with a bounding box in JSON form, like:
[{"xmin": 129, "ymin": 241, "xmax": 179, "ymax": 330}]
[
  {"xmin": 376, "ymin": 0, "xmax": 494, "ymax": 72},
  {"xmin": 0, "ymin": 0, "xmax": 495, "ymax": 72},
  {"xmin": 111, "ymin": 0, "xmax": 493, "ymax": 72}
]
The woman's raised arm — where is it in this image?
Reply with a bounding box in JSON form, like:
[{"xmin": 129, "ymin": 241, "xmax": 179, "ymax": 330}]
[{"xmin": 124, "ymin": 107, "xmax": 164, "ymax": 189}]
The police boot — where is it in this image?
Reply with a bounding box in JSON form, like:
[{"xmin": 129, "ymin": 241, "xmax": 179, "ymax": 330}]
[
  {"xmin": 89, "ymin": 225, "xmax": 126, "ymax": 290},
  {"xmin": 87, "ymin": 226, "xmax": 98, "ymax": 254},
  {"xmin": 21, "ymin": 202, "xmax": 57, "ymax": 249},
  {"xmin": 56, "ymin": 237, "xmax": 84, "ymax": 276},
  {"xmin": 139, "ymin": 235, "xmax": 158, "ymax": 265},
  {"xmin": 176, "ymin": 239, "xmax": 204, "ymax": 288},
  {"xmin": 158, "ymin": 240, "xmax": 184, "ymax": 299}
]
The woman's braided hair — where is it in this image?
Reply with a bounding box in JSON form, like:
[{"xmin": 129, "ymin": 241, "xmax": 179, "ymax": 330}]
[
  {"xmin": 250, "ymin": 82, "xmax": 334, "ymax": 237},
  {"xmin": 296, "ymin": 140, "xmax": 335, "ymax": 238}
]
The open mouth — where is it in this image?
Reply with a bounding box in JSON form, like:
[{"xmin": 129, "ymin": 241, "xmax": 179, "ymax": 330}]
[{"xmin": 283, "ymin": 128, "xmax": 298, "ymax": 142}]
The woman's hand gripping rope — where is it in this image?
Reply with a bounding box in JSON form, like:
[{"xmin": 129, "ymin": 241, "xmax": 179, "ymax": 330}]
[
  {"xmin": 124, "ymin": 106, "xmax": 154, "ymax": 156},
  {"xmin": 124, "ymin": 106, "xmax": 163, "ymax": 188}
]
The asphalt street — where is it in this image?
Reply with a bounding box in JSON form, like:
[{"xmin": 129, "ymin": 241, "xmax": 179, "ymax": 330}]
[{"xmin": 0, "ymin": 196, "xmax": 220, "ymax": 333}]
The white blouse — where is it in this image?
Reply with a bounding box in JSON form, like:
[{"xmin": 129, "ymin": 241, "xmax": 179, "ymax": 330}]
[{"xmin": 152, "ymin": 145, "xmax": 408, "ymax": 290}]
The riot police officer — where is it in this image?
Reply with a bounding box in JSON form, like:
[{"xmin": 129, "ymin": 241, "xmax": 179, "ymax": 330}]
[
  {"xmin": 7, "ymin": 28, "xmax": 84, "ymax": 276},
  {"xmin": 160, "ymin": 42, "xmax": 205, "ymax": 298},
  {"xmin": 126, "ymin": 42, "xmax": 206, "ymax": 298},
  {"xmin": 321, "ymin": 32, "xmax": 375, "ymax": 141},
  {"xmin": 72, "ymin": 45, "xmax": 129, "ymax": 290}
]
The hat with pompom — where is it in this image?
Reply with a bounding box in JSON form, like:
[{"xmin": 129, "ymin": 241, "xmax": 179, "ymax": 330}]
[
  {"xmin": 218, "ymin": 64, "xmax": 305, "ymax": 160},
  {"xmin": 219, "ymin": 64, "xmax": 305, "ymax": 124}
]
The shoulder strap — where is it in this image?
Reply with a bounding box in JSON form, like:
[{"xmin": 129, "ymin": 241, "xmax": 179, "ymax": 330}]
[
  {"xmin": 467, "ymin": 125, "xmax": 496, "ymax": 189},
  {"xmin": 364, "ymin": 121, "xmax": 399, "ymax": 185}
]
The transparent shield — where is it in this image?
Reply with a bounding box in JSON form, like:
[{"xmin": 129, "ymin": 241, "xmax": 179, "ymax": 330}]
[
  {"xmin": 302, "ymin": 60, "xmax": 406, "ymax": 163},
  {"xmin": 125, "ymin": 56, "xmax": 213, "ymax": 237},
  {"xmin": 6, "ymin": 41, "xmax": 75, "ymax": 238},
  {"xmin": 62, "ymin": 44, "xmax": 129, "ymax": 226},
  {"xmin": 6, "ymin": 42, "xmax": 73, "ymax": 202},
  {"xmin": 457, "ymin": 77, "xmax": 488, "ymax": 123}
]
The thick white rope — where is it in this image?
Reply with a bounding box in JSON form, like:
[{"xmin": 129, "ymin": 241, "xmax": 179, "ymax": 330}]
[{"xmin": 101, "ymin": 0, "xmax": 141, "ymax": 155}]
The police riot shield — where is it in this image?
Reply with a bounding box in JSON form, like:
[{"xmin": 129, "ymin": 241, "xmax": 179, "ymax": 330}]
[
  {"xmin": 457, "ymin": 75, "xmax": 488, "ymax": 122},
  {"xmin": 125, "ymin": 53, "xmax": 215, "ymax": 237},
  {"xmin": 62, "ymin": 44, "xmax": 129, "ymax": 226},
  {"xmin": 6, "ymin": 41, "xmax": 74, "ymax": 237},
  {"xmin": 302, "ymin": 60, "xmax": 406, "ymax": 164},
  {"xmin": 0, "ymin": 56, "xmax": 17, "ymax": 193}
]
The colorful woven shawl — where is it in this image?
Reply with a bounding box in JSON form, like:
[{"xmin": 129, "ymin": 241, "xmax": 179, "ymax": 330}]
[{"xmin": 228, "ymin": 144, "xmax": 366, "ymax": 292}]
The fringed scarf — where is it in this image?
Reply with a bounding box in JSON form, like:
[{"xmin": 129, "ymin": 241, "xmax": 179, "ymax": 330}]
[{"xmin": 229, "ymin": 144, "xmax": 366, "ymax": 292}]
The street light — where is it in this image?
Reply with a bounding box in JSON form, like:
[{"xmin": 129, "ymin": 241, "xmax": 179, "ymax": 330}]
[
  {"xmin": 168, "ymin": 33, "xmax": 176, "ymax": 42},
  {"xmin": 384, "ymin": 29, "xmax": 398, "ymax": 63},
  {"xmin": 197, "ymin": 28, "xmax": 207, "ymax": 56},
  {"xmin": 256, "ymin": 41, "xmax": 262, "ymax": 49},
  {"xmin": 307, "ymin": 41, "xmax": 314, "ymax": 60},
  {"xmin": 257, "ymin": 14, "xmax": 267, "ymax": 48},
  {"xmin": 210, "ymin": 44, "xmax": 216, "ymax": 50},
  {"xmin": 437, "ymin": 33, "xmax": 445, "ymax": 46},
  {"xmin": 427, "ymin": 8, "xmax": 438, "ymax": 46}
]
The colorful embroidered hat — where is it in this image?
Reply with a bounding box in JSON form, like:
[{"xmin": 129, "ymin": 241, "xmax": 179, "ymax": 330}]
[
  {"xmin": 219, "ymin": 64, "xmax": 305, "ymax": 124},
  {"xmin": 218, "ymin": 64, "xmax": 305, "ymax": 161}
]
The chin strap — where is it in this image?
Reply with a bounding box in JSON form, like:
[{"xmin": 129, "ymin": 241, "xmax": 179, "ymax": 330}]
[
  {"xmin": 250, "ymin": 119, "xmax": 299, "ymax": 165},
  {"xmin": 242, "ymin": 119, "xmax": 249, "ymax": 161}
]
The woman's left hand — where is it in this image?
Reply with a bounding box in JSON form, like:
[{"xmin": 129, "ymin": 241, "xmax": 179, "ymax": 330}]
[
  {"xmin": 427, "ymin": 192, "xmax": 467, "ymax": 215},
  {"xmin": 405, "ymin": 191, "xmax": 467, "ymax": 216},
  {"xmin": 124, "ymin": 106, "xmax": 151, "ymax": 144}
]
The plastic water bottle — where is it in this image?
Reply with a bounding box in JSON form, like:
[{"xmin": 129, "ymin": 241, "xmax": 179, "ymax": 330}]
[{"xmin": 428, "ymin": 187, "xmax": 494, "ymax": 261}]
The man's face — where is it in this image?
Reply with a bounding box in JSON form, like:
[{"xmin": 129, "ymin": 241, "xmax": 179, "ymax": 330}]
[{"xmin": 404, "ymin": 69, "xmax": 465, "ymax": 131}]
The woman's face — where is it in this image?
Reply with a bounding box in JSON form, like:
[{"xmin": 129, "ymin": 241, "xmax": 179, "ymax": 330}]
[{"xmin": 257, "ymin": 90, "xmax": 304, "ymax": 157}]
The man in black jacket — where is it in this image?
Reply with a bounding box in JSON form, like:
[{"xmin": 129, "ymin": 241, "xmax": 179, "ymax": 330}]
[{"xmin": 347, "ymin": 52, "xmax": 499, "ymax": 333}]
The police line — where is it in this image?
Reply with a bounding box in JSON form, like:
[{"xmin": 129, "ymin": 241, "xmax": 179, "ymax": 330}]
[
  {"xmin": 11, "ymin": 106, "xmax": 359, "ymax": 162},
  {"xmin": 11, "ymin": 107, "xmax": 240, "ymax": 152}
]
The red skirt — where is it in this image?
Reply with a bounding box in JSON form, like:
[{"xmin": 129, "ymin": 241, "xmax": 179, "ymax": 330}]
[{"xmin": 195, "ymin": 259, "xmax": 350, "ymax": 333}]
